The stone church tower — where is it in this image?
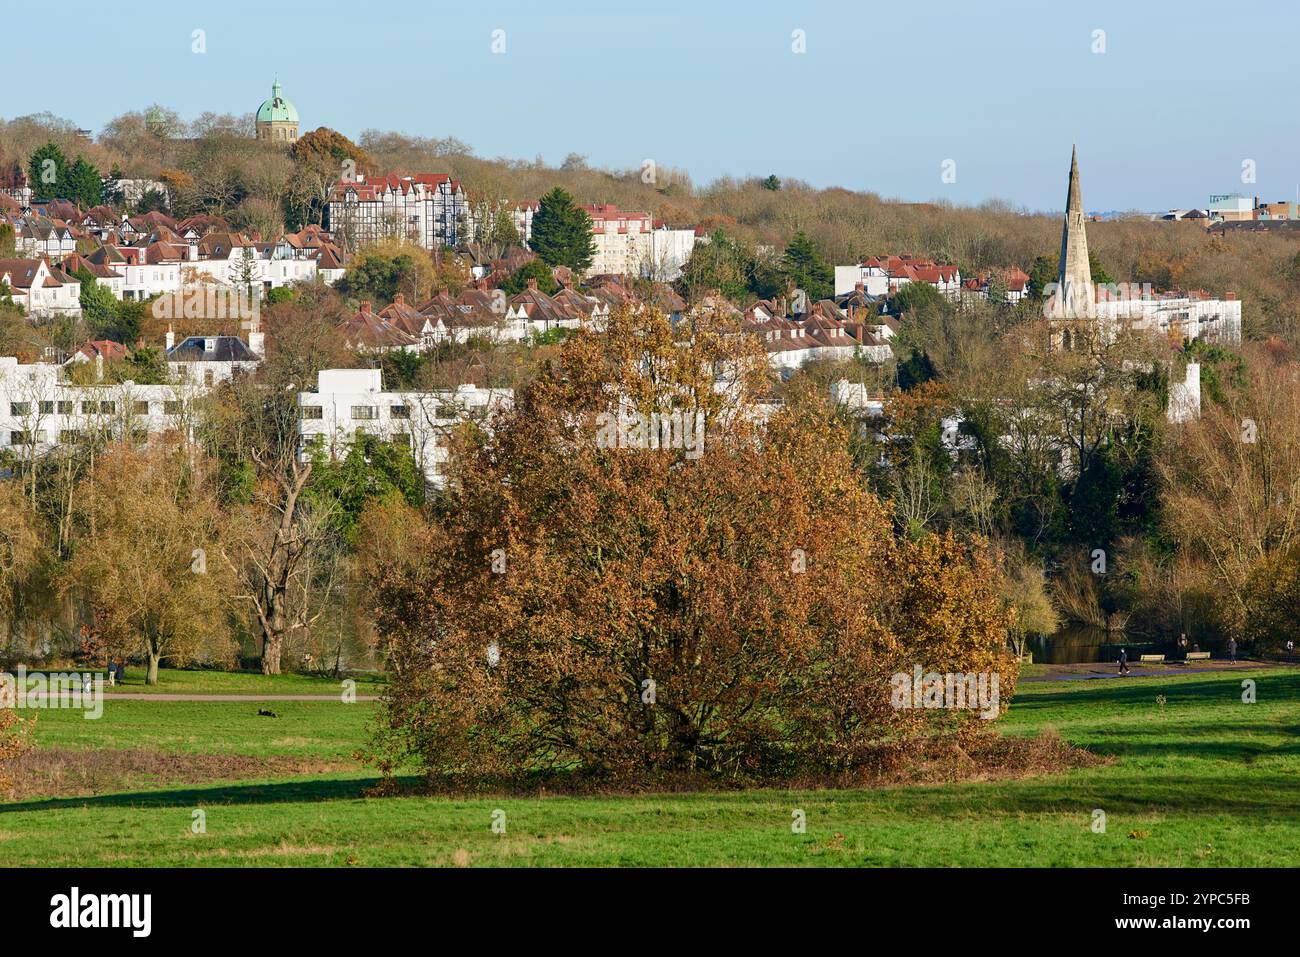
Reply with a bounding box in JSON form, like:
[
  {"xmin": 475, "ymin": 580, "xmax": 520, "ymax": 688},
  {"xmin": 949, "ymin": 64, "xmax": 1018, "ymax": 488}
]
[{"xmin": 1050, "ymin": 147, "xmax": 1100, "ymax": 350}]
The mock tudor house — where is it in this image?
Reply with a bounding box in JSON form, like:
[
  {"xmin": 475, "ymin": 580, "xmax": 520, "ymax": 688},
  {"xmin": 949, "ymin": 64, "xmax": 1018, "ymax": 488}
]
[{"xmin": 326, "ymin": 173, "xmax": 469, "ymax": 253}]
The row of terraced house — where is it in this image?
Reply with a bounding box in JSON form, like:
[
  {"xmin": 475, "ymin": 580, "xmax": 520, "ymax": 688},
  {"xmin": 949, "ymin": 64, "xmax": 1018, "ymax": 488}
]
[{"xmin": 0, "ymin": 199, "xmax": 346, "ymax": 318}]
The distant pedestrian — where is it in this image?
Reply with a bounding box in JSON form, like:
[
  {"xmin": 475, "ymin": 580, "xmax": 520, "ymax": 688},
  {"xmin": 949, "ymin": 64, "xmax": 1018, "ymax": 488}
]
[
  {"xmin": 1288, "ymin": 639, "xmax": 1295, "ymax": 662},
  {"xmin": 1119, "ymin": 647, "xmax": 1130, "ymax": 676},
  {"xmin": 1178, "ymin": 633, "xmax": 1189, "ymax": 658},
  {"xmin": 1228, "ymin": 638, "xmax": 1237, "ymax": 663}
]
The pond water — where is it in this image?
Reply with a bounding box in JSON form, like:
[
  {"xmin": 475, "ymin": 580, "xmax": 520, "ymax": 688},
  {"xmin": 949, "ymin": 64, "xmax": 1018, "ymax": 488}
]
[{"xmin": 1027, "ymin": 624, "xmax": 1190, "ymax": 664}]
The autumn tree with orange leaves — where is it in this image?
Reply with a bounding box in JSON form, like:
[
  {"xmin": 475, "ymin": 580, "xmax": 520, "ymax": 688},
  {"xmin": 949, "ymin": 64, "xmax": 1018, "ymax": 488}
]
[{"xmin": 362, "ymin": 305, "xmax": 1016, "ymax": 787}]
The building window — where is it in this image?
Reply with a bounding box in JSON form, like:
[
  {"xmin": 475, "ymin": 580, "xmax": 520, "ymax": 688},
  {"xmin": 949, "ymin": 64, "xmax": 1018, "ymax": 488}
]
[
  {"xmin": 57, "ymin": 401, "xmax": 72, "ymax": 415},
  {"xmin": 81, "ymin": 401, "xmax": 96, "ymax": 414},
  {"xmin": 100, "ymin": 401, "xmax": 116, "ymax": 414},
  {"xmin": 204, "ymin": 369, "xmax": 215, "ymax": 386},
  {"xmin": 10, "ymin": 402, "xmax": 30, "ymax": 416},
  {"xmin": 133, "ymin": 401, "xmax": 149, "ymax": 415},
  {"xmin": 391, "ymin": 432, "xmax": 411, "ymax": 448},
  {"xmin": 164, "ymin": 401, "xmax": 182, "ymax": 415},
  {"xmin": 390, "ymin": 404, "xmax": 409, "ymax": 419},
  {"xmin": 301, "ymin": 406, "xmax": 323, "ymax": 420},
  {"xmin": 351, "ymin": 405, "xmax": 378, "ymax": 420},
  {"xmin": 60, "ymin": 429, "xmax": 82, "ymax": 443},
  {"xmin": 38, "ymin": 401, "xmax": 54, "ymax": 414}
]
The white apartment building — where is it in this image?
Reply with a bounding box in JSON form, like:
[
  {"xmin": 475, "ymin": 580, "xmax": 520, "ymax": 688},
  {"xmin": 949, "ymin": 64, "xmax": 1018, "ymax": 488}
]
[
  {"xmin": 645, "ymin": 226, "xmax": 697, "ymax": 282},
  {"xmin": 298, "ymin": 368, "xmax": 512, "ymax": 488},
  {"xmin": 1092, "ymin": 290, "xmax": 1243, "ymax": 344},
  {"xmin": 326, "ymin": 174, "xmax": 469, "ymax": 253},
  {"xmin": 1048, "ymin": 285, "xmax": 1244, "ymax": 346},
  {"xmin": 582, "ymin": 204, "xmax": 653, "ymax": 277},
  {"xmin": 0, "ymin": 357, "xmax": 208, "ymax": 455}
]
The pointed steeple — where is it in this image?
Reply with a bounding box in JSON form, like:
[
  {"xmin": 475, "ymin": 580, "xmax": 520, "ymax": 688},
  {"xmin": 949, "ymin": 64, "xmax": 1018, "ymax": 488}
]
[{"xmin": 1057, "ymin": 145, "xmax": 1093, "ymax": 317}]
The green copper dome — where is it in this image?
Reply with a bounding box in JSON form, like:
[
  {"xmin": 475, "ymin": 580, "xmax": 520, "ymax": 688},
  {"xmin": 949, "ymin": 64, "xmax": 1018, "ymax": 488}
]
[{"xmin": 256, "ymin": 79, "xmax": 298, "ymax": 124}]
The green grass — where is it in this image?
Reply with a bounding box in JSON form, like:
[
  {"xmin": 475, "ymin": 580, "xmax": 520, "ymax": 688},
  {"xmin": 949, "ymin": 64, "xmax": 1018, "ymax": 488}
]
[
  {"xmin": 2, "ymin": 667, "xmax": 1297, "ymax": 866},
  {"xmin": 23, "ymin": 699, "xmax": 375, "ymax": 759}
]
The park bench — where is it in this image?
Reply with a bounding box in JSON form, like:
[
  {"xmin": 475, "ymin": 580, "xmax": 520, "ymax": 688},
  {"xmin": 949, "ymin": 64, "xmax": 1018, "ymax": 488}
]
[
  {"xmin": 1184, "ymin": 651, "xmax": 1211, "ymax": 662},
  {"xmin": 1139, "ymin": 654, "xmax": 1165, "ymax": 664}
]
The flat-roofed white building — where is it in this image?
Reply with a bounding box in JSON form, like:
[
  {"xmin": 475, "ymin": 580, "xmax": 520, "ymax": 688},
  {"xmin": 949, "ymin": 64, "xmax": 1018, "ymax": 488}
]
[
  {"xmin": 0, "ymin": 356, "xmax": 208, "ymax": 455},
  {"xmin": 297, "ymin": 368, "xmax": 513, "ymax": 488},
  {"xmin": 645, "ymin": 226, "xmax": 697, "ymax": 282}
]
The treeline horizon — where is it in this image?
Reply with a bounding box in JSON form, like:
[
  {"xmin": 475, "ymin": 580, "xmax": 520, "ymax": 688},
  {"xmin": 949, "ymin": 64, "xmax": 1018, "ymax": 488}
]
[{"xmin": 3, "ymin": 109, "xmax": 1299, "ymax": 339}]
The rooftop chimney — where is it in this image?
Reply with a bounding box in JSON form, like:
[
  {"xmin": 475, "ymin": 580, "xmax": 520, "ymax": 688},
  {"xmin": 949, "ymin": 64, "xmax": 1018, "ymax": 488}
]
[
  {"xmin": 526, "ymin": 278, "xmax": 538, "ymax": 290},
  {"xmin": 394, "ymin": 293, "xmax": 404, "ymax": 305},
  {"xmin": 360, "ymin": 300, "xmax": 372, "ymax": 314},
  {"xmin": 165, "ymin": 325, "xmax": 175, "ymax": 351}
]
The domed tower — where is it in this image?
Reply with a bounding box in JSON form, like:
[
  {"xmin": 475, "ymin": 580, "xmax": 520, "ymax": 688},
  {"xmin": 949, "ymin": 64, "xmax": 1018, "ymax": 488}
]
[{"xmin": 255, "ymin": 78, "xmax": 299, "ymax": 145}]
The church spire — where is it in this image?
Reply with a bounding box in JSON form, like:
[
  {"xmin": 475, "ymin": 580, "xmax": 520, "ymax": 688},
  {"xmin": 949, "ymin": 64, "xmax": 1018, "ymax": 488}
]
[{"xmin": 1057, "ymin": 145, "xmax": 1093, "ymax": 317}]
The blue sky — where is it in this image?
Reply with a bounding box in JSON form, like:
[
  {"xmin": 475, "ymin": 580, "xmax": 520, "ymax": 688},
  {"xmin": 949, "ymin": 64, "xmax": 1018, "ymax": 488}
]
[{"xmin": 4, "ymin": 0, "xmax": 1289, "ymax": 212}]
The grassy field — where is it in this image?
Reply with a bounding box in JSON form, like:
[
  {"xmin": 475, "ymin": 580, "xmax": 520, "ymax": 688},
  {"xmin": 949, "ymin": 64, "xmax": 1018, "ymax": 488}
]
[{"xmin": 1, "ymin": 666, "xmax": 1297, "ymax": 866}]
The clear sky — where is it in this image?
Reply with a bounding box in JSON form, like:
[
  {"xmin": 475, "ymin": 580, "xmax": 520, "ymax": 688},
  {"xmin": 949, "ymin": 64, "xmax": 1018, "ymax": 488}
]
[{"xmin": 4, "ymin": 0, "xmax": 1290, "ymax": 212}]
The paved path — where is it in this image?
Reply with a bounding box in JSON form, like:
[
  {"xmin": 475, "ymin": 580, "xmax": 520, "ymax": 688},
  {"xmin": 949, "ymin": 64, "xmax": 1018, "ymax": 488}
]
[{"xmin": 1021, "ymin": 659, "xmax": 1289, "ymax": 682}]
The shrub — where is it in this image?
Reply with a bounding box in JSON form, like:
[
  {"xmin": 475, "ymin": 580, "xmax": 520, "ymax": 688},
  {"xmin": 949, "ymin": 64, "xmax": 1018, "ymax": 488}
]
[{"xmin": 363, "ymin": 306, "xmax": 1016, "ymax": 788}]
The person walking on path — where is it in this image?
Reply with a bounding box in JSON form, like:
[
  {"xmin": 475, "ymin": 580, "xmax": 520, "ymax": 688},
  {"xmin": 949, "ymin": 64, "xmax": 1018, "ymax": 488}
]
[
  {"xmin": 1288, "ymin": 639, "xmax": 1295, "ymax": 662},
  {"xmin": 1118, "ymin": 647, "xmax": 1130, "ymax": 676},
  {"xmin": 1228, "ymin": 638, "xmax": 1237, "ymax": 663}
]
